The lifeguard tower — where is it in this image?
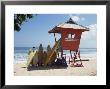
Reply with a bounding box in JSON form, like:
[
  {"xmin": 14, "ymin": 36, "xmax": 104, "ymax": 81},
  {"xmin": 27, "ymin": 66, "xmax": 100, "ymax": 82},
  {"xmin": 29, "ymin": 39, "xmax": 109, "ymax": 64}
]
[{"xmin": 48, "ymin": 18, "xmax": 89, "ymax": 66}]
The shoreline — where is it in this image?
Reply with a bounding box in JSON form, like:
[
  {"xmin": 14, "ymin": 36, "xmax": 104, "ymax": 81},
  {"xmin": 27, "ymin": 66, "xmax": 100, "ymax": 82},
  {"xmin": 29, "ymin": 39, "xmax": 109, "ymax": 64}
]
[{"xmin": 14, "ymin": 58, "xmax": 97, "ymax": 76}]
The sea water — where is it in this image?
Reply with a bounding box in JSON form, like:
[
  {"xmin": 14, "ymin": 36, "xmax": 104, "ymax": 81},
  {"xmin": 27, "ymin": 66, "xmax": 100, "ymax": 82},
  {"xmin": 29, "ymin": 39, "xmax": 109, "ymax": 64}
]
[{"xmin": 14, "ymin": 47, "xmax": 97, "ymax": 63}]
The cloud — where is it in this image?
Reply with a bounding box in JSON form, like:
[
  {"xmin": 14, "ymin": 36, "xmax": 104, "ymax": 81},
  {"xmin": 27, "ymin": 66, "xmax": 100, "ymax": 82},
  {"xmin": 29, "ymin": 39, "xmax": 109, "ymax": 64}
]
[
  {"xmin": 69, "ymin": 14, "xmax": 85, "ymax": 22},
  {"xmin": 81, "ymin": 24, "xmax": 97, "ymax": 40},
  {"xmin": 88, "ymin": 24, "xmax": 97, "ymax": 30},
  {"xmin": 80, "ymin": 24, "xmax": 97, "ymax": 48},
  {"xmin": 71, "ymin": 16, "xmax": 80, "ymax": 22}
]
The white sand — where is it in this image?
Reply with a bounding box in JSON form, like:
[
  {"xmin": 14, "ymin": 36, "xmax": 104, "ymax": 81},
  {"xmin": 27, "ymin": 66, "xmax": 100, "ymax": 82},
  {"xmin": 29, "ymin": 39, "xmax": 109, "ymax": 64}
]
[{"xmin": 14, "ymin": 59, "xmax": 97, "ymax": 76}]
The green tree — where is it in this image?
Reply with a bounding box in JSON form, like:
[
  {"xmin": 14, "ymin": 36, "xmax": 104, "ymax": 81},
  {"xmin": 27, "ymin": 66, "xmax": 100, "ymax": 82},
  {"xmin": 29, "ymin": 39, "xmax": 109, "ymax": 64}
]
[{"xmin": 14, "ymin": 14, "xmax": 34, "ymax": 31}]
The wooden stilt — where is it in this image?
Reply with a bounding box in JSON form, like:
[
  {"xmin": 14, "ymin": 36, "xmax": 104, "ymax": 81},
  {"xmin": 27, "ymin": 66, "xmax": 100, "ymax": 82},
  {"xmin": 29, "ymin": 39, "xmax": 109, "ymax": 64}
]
[
  {"xmin": 78, "ymin": 50, "xmax": 80, "ymax": 58},
  {"xmin": 54, "ymin": 33, "xmax": 55, "ymax": 37},
  {"xmin": 65, "ymin": 54, "xmax": 66, "ymax": 60},
  {"xmin": 73, "ymin": 52, "xmax": 76, "ymax": 63},
  {"xmin": 75, "ymin": 50, "xmax": 83, "ymax": 67},
  {"xmin": 61, "ymin": 49, "xmax": 63, "ymax": 58},
  {"xmin": 70, "ymin": 50, "xmax": 72, "ymax": 59},
  {"xmin": 55, "ymin": 38, "xmax": 56, "ymax": 42},
  {"xmin": 69, "ymin": 57, "xmax": 70, "ymax": 64},
  {"xmin": 57, "ymin": 52, "xmax": 59, "ymax": 57},
  {"xmin": 78, "ymin": 50, "xmax": 83, "ymax": 66},
  {"xmin": 54, "ymin": 33, "xmax": 56, "ymax": 42}
]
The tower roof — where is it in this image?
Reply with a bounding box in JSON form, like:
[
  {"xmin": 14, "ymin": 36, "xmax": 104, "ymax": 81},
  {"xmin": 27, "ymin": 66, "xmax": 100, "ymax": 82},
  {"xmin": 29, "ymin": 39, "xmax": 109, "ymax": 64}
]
[
  {"xmin": 57, "ymin": 18, "xmax": 88, "ymax": 30},
  {"xmin": 48, "ymin": 18, "xmax": 89, "ymax": 33}
]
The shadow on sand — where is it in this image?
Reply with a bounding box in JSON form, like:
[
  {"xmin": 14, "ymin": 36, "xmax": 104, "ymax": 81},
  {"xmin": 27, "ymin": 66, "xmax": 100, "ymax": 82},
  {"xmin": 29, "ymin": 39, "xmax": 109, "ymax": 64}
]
[{"xmin": 26, "ymin": 65, "xmax": 68, "ymax": 71}]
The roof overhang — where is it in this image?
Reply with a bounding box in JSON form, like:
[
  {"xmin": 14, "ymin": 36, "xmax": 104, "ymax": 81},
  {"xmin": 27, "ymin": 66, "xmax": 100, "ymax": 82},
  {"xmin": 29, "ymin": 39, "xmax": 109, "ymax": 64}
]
[{"xmin": 48, "ymin": 27, "xmax": 89, "ymax": 34}]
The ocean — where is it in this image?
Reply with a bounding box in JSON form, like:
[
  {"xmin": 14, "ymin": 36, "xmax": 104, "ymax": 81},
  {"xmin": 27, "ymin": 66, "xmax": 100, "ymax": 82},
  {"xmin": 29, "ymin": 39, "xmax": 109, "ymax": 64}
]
[{"xmin": 14, "ymin": 47, "xmax": 97, "ymax": 62}]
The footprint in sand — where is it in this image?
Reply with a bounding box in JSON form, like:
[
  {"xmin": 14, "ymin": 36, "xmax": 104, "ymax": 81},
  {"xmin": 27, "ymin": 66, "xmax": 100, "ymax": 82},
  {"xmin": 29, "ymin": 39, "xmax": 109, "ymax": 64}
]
[{"xmin": 90, "ymin": 72, "xmax": 96, "ymax": 76}]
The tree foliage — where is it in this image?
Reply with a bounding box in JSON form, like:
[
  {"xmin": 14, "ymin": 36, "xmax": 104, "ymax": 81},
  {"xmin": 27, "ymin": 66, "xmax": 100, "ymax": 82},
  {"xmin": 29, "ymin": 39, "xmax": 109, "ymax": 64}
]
[{"xmin": 14, "ymin": 14, "xmax": 33, "ymax": 32}]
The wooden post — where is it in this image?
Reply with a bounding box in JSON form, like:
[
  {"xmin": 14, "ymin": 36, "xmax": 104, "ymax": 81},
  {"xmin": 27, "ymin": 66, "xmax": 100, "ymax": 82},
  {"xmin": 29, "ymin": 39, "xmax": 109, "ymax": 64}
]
[
  {"xmin": 69, "ymin": 57, "xmax": 70, "ymax": 64},
  {"xmin": 61, "ymin": 49, "xmax": 63, "ymax": 58},
  {"xmin": 73, "ymin": 52, "xmax": 76, "ymax": 63},
  {"xmin": 65, "ymin": 54, "xmax": 66, "ymax": 60},
  {"xmin": 70, "ymin": 50, "xmax": 72, "ymax": 59},
  {"xmin": 55, "ymin": 38, "xmax": 56, "ymax": 42},
  {"xmin": 54, "ymin": 33, "xmax": 57, "ymax": 42},
  {"xmin": 78, "ymin": 50, "xmax": 80, "ymax": 58},
  {"xmin": 54, "ymin": 33, "xmax": 55, "ymax": 37},
  {"xmin": 77, "ymin": 50, "xmax": 83, "ymax": 66}
]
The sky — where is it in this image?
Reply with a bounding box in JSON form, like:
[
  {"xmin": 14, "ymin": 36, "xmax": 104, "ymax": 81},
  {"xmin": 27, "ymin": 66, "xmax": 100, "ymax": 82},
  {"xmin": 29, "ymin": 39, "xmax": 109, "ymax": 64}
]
[{"xmin": 14, "ymin": 14, "xmax": 97, "ymax": 48}]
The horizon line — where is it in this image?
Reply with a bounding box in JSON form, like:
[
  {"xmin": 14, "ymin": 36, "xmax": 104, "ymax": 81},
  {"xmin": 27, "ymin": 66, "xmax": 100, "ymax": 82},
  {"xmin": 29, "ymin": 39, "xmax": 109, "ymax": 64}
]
[{"xmin": 14, "ymin": 46, "xmax": 97, "ymax": 49}]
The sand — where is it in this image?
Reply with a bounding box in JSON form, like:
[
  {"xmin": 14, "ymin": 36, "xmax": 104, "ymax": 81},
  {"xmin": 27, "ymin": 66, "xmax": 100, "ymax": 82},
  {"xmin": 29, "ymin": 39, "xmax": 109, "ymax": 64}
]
[{"xmin": 14, "ymin": 59, "xmax": 97, "ymax": 76}]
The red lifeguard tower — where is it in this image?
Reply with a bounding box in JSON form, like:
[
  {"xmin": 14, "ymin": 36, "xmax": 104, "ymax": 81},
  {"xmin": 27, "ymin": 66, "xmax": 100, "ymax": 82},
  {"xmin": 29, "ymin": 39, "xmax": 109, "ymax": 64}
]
[{"xmin": 48, "ymin": 18, "xmax": 89, "ymax": 65}]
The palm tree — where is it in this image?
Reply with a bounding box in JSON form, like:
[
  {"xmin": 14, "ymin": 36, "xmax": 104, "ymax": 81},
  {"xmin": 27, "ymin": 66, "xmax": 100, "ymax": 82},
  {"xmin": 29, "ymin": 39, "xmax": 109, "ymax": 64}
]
[{"xmin": 14, "ymin": 14, "xmax": 34, "ymax": 31}]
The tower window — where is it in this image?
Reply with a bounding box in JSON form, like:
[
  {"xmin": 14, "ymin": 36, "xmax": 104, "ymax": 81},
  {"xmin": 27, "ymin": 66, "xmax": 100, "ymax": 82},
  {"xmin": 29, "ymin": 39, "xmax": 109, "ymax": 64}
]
[{"xmin": 65, "ymin": 33, "xmax": 75, "ymax": 41}]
